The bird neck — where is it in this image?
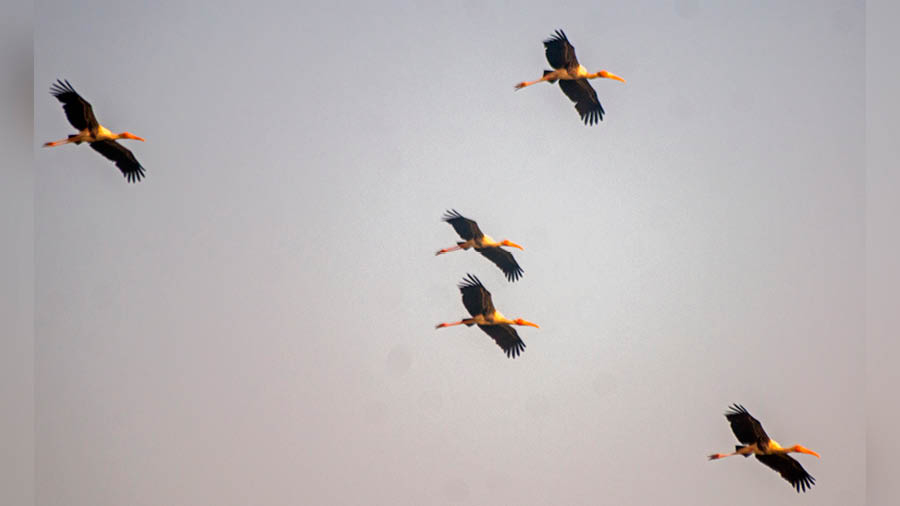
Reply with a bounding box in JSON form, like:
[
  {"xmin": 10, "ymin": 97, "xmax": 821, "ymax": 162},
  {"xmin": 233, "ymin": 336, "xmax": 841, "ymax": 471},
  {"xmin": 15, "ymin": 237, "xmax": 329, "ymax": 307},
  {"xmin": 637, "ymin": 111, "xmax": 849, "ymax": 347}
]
[
  {"xmin": 492, "ymin": 311, "xmax": 511, "ymax": 324},
  {"xmin": 95, "ymin": 125, "xmax": 115, "ymax": 139},
  {"xmin": 767, "ymin": 439, "xmax": 785, "ymax": 452},
  {"xmin": 481, "ymin": 234, "xmax": 499, "ymax": 246}
]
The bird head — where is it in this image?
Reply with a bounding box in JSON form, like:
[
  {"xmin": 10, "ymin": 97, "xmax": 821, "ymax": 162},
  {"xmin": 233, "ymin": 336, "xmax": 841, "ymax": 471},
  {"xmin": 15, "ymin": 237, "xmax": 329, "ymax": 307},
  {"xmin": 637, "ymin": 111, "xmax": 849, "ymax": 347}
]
[
  {"xmin": 501, "ymin": 240, "xmax": 524, "ymax": 250},
  {"xmin": 792, "ymin": 445, "xmax": 820, "ymax": 458},
  {"xmin": 514, "ymin": 318, "xmax": 539, "ymax": 328},
  {"xmin": 596, "ymin": 70, "xmax": 626, "ymax": 83},
  {"xmin": 119, "ymin": 132, "xmax": 145, "ymax": 142}
]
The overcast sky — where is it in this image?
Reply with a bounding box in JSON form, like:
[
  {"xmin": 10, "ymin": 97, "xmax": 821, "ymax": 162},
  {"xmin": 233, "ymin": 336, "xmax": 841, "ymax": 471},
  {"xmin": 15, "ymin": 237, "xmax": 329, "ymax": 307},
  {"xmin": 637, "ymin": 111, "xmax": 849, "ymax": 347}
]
[{"xmin": 31, "ymin": 1, "xmax": 865, "ymax": 505}]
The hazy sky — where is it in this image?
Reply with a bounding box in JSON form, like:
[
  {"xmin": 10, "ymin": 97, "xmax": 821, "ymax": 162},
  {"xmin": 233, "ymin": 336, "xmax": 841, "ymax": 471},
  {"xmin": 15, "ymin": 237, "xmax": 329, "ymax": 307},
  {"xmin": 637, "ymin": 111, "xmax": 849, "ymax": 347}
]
[
  {"xmin": 865, "ymin": 2, "xmax": 900, "ymax": 505},
  {"xmin": 31, "ymin": 1, "xmax": 866, "ymax": 505},
  {"xmin": 1, "ymin": 3, "xmax": 35, "ymax": 506}
]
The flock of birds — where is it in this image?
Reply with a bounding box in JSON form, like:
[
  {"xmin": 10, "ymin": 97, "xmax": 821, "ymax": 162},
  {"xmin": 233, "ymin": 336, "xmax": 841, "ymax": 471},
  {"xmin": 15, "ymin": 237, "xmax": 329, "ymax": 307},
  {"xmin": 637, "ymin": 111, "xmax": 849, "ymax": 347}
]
[
  {"xmin": 430, "ymin": 208, "xmax": 820, "ymax": 493},
  {"xmin": 43, "ymin": 30, "xmax": 821, "ymax": 494}
]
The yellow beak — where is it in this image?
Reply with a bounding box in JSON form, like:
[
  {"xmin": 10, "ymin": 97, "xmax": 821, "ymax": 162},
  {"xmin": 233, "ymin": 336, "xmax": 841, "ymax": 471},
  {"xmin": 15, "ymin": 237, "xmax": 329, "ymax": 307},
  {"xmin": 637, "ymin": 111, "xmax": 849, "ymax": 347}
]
[{"xmin": 599, "ymin": 70, "xmax": 626, "ymax": 83}]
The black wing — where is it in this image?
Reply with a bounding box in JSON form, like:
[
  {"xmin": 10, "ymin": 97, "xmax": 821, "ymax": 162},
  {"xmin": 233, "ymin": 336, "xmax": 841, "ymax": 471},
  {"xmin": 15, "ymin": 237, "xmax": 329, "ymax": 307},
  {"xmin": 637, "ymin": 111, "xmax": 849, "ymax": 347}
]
[
  {"xmin": 725, "ymin": 404, "xmax": 770, "ymax": 446},
  {"xmin": 90, "ymin": 140, "xmax": 146, "ymax": 183},
  {"xmin": 755, "ymin": 454, "xmax": 816, "ymax": 493},
  {"xmin": 50, "ymin": 79, "xmax": 98, "ymax": 132},
  {"xmin": 477, "ymin": 246, "xmax": 524, "ymax": 282},
  {"xmin": 543, "ymin": 29, "xmax": 579, "ymax": 70},
  {"xmin": 477, "ymin": 324, "xmax": 526, "ymax": 359},
  {"xmin": 442, "ymin": 209, "xmax": 483, "ymax": 240},
  {"xmin": 558, "ymin": 79, "xmax": 605, "ymax": 125},
  {"xmin": 458, "ymin": 274, "xmax": 494, "ymax": 317}
]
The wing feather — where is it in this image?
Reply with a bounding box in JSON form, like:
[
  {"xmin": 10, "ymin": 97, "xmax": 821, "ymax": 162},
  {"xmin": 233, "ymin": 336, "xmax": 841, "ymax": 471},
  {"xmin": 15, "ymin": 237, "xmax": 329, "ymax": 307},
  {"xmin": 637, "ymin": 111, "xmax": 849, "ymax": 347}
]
[
  {"xmin": 755, "ymin": 454, "xmax": 816, "ymax": 492},
  {"xmin": 477, "ymin": 246, "xmax": 524, "ymax": 282},
  {"xmin": 724, "ymin": 404, "xmax": 770, "ymax": 445},
  {"xmin": 458, "ymin": 274, "xmax": 494, "ymax": 317},
  {"xmin": 558, "ymin": 79, "xmax": 604, "ymax": 125},
  {"xmin": 477, "ymin": 324, "xmax": 526, "ymax": 358},
  {"xmin": 442, "ymin": 209, "xmax": 483, "ymax": 240},
  {"xmin": 50, "ymin": 79, "xmax": 98, "ymax": 132},
  {"xmin": 543, "ymin": 29, "xmax": 579, "ymax": 69},
  {"xmin": 90, "ymin": 140, "xmax": 146, "ymax": 183}
]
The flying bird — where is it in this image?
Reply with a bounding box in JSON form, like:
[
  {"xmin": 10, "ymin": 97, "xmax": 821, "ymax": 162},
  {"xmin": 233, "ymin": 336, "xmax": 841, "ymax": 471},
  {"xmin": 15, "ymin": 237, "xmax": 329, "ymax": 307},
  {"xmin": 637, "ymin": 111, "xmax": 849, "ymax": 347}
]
[
  {"xmin": 515, "ymin": 30, "xmax": 625, "ymax": 125},
  {"xmin": 435, "ymin": 274, "xmax": 538, "ymax": 358},
  {"xmin": 436, "ymin": 210, "xmax": 524, "ymax": 282},
  {"xmin": 708, "ymin": 404, "xmax": 820, "ymax": 493},
  {"xmin": 44, "ymin": 80, "xmax": 146, "ymax": 183}
]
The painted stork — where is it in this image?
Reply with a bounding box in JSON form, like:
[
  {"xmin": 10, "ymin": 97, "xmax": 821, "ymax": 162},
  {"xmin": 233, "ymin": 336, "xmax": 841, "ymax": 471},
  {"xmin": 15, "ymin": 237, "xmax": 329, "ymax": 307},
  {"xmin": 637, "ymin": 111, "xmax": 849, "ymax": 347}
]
[
  {"xmin": 44, "ymin": 80, "xmax": 146, "ymax": 183},
  {"xmin": 435, "ymin": 274, "xmax": 538, "ymax": 358},
  {"xmin": 436, "ymin": 210, "xmax": 524, "ymax": 282},
  {"xmin": 515, "ymin": 30, "xmax": 625, "ymax": 125},
  {"xmin": 708, "ymin": 404, "xmax": 820, "ymax": 493}
]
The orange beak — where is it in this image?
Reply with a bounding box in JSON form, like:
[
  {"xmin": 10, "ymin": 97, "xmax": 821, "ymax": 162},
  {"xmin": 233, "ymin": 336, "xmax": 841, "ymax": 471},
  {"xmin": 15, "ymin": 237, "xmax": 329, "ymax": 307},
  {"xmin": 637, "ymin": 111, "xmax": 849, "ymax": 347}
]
[
  {"xmin": 517, "ymin": 319, "xmax": 539, "ymax": 329},
  {"xmin": 502, "ymin": 240, "xmax": 524, "ymax": 250},
  {"xmin": 599, "ymin": 70, "xmax": 626, "ymax": 83},
  {"xmin": 121, "ymin": 132, "xmax": 145, "ymax": 142},
  {"xmin": 797, "ymin": 446, "xmax": 820, "ymax": 458}
]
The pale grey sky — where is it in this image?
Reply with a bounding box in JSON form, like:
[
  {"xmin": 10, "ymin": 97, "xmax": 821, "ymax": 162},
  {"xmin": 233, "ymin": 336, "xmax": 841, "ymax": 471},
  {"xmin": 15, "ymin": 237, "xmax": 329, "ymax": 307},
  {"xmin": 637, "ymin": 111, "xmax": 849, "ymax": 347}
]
[
  {"xmin": 1, "ymin": 3, "xmax": 35, "ymax": 506},
  {"xmin": 26, "ymin": 0, "xmax": 870, "ymax": 505},
  {"xmin": 865, "ymin": 2, "xmax": 900, "ymax": 505}
]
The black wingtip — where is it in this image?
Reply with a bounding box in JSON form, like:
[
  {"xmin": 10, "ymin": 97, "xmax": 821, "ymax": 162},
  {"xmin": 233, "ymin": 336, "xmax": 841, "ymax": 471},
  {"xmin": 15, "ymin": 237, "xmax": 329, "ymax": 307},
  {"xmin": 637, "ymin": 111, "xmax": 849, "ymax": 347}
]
[
  {"xmin": 793, "ymin": 474, "xmax": 815, "ymax": 493},
  {"xmin": 49, "ymin": 78, "xmax": 76, "ymax": 97},
  {"xmin": 505, "ymin": 267, "xmax": 525, "ymax": 282},
  {"xmin": 543, "ymin": 29, "xmax": 569, "ymax": 46},
  {"xmin": 442, "ymin": 209, "xmax": 465, "ymax": 222},
  {"xmin": 505, "ymin": 340, "xmax": 526, "ymax": 359},
  {"xmin": 725, "ymin": 403, "xmax": 748, "ymax": 416},
  {"xmin": 458, "ymin": 273, "xmax": 484, "ymax": 290},
  {"xmin": 580, "ymin": 108, "xmax": 604, "ymax": 126},
  {"xmin": 124, "ymin": 165, "xmax": 146, "ymax": 183},
  {"xmin": 550, "ymin": 29, "xmax": 567, "ymax": 41}
]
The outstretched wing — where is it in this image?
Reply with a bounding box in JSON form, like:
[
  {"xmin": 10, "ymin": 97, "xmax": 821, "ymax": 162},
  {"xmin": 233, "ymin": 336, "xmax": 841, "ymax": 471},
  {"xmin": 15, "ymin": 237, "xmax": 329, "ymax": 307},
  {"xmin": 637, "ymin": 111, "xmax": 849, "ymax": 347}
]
[
  {"xmin": 543, "ymin": 29, "xmax": 579, "ymax": 69},
  {"xmin": 755, "ymin": 454, "xmax": 816, "ymax": 493},
  {"xmin": 442, "ymin": 209, "xmax": 483, "ymax": 240},
  {"xmin": 477, "ymin": 246, "xmax": 524, "ymax": 282},
  {"xmin": 558, "ymin": 79, "xmax": 605, "ymax": 125},
  {"xmin": 724, "ymin": 404, "xmax": 770, "ymax": 445},
  {"xmin": 458, "ymin": 274, "xmax": 494, "ymax": 317},
  {"xmin": 50, "ymin": 79, "xmax": 98, "ymax": 132},
  {"xmin": 477, "ymin": 324, "xmax": 526, "ymax": 358},
  {"xmin": 90, "ymin": 140, "xmax": 146, "ymax": 183}
]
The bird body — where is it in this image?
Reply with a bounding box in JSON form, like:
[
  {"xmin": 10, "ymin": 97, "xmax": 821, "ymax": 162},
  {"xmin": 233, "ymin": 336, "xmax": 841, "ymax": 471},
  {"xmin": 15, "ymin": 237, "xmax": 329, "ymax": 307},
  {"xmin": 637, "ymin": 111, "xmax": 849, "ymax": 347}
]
[
  {"xmin": 436, "ymin": 210, "xmax": 524, "ymax": 282},
  {"xmin": 515, "ymin": 30, "xmax": 625, "ymax": 125},
  {"xmin": 458, "ymin": 308, "xmax": 509, "ymax": 327},
  {"xmin": 451, "ymin": 232, "xmax": 502, "ymax": 251},
  {"xmin": 543, "ymin": 64, "xmax": 596, "ymax": 81},
  {"xmin": 435, "ymin": 274, "xmax": 538, "ymax": 358},
  {"xmin": 59, "ymin": 123, "xmax": 119, "ymax": 144},
  {"xmin": 44, "ymin": 79, "xmax": 147, "ymax": 183},
  {"xmin": 709, "ymin": 404, "xmax": 819, "ymax": 493}
]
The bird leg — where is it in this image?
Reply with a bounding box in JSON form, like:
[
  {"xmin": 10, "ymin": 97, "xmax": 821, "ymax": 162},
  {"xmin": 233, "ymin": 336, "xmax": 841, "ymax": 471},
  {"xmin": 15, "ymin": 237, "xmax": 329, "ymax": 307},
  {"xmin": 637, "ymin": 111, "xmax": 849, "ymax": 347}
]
[
  {"xmin": 435, "ymin": 320, "xmax": 465, "ymax": 329},
  {"xmin": 708, "ymin": 446, "xmax": 753, "ymax": 460},
  {"xmin": 43, "ymin": 137, "xmax": 77, "ymax": 147},
  {"xmin": 435, "ymin": 317, "xmax": 478, "ymax": 329},
  {"xmin": 515, "ymin": 78, "xmax": 543, "ymax": 90},
  {"xmin": 515, "ymin": 71, "xmax": 558, "ymax": 90},
  {"xmin": 435, "ymin": 245, "xmax": 462, "ymax": 256}
]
